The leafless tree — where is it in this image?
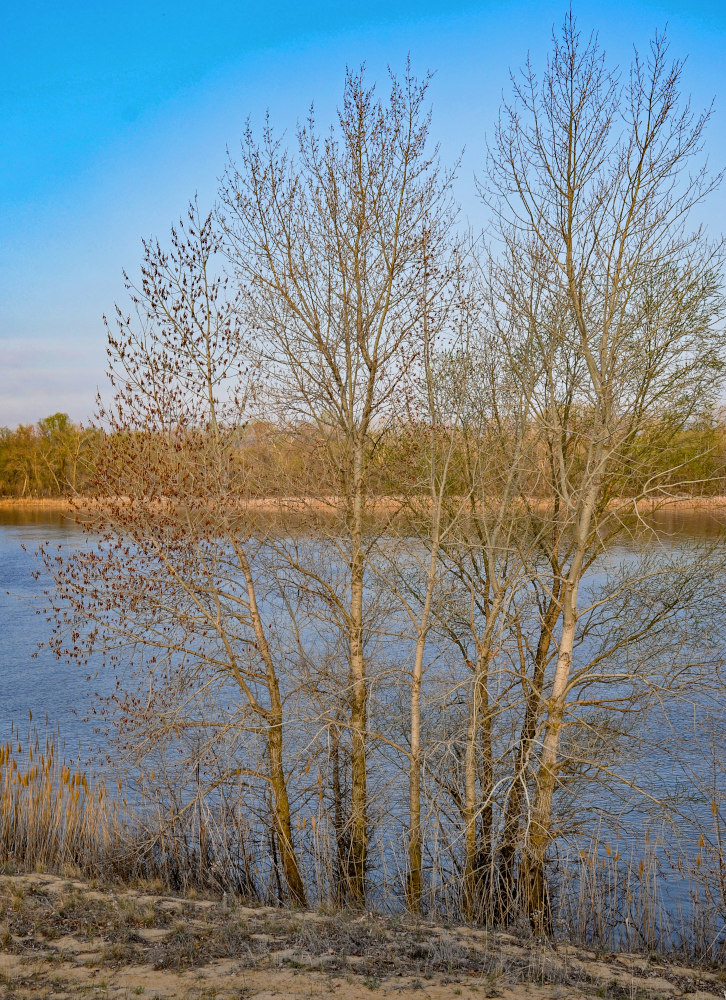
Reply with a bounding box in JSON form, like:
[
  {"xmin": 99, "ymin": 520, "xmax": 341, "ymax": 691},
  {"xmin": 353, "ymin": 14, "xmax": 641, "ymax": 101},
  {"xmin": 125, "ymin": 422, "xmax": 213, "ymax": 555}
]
[
  {"xmin": 35, "ymin": 38, "xmax": 726, "ymax": 940},
  {"xmin": 42, "ymin": 203, "xmax": 308, "ymax": 905},
  {"xmin": 480, "ymin": 14, "xmax": 725, "ymax": 930},
  {"xmin": 219, "ymin": 65, "xmax": 460, "ymax": 904}
]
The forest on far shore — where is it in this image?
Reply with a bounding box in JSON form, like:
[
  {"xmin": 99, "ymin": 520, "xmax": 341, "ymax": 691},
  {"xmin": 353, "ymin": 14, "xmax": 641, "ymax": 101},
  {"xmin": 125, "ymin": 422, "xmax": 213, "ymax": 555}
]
[{"xmin": 3, "ymin": 410, "xmax": 726, "ymax": 500}]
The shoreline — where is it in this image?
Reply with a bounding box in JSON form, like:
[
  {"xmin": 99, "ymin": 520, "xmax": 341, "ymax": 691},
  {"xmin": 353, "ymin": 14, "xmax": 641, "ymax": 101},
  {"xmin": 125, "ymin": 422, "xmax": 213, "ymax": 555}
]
[
  {"xmin": 4, "ymin": 495, "xmax": 726, "ymax": 514},
  {"xmin": 0, "ymin": 871, "xmax": 722, "ymax": 1000},
  {"xmin": 0, "ymin": 497, "xmax": 77, "ymax": 511}
]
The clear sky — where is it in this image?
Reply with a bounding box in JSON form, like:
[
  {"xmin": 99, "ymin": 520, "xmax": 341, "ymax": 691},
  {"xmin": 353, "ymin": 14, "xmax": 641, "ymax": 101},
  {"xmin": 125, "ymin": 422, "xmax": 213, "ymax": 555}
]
[{"xmin": 2, "ymin": 0, "xmax": 724, "ymax": 426}]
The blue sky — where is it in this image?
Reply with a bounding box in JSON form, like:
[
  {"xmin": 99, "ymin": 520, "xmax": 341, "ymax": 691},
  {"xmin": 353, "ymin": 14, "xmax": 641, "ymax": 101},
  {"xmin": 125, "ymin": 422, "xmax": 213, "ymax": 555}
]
[{"xmin": 1, "ymin": 0, "xmax": 725, "ymax": 426}]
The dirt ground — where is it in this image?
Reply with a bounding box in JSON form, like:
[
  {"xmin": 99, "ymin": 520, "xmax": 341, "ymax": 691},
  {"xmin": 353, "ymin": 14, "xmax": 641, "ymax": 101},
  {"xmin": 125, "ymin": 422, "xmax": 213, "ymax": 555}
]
[{"xmin": 0, "ymin": 873, "xmax": 723, "ymax": 1000}]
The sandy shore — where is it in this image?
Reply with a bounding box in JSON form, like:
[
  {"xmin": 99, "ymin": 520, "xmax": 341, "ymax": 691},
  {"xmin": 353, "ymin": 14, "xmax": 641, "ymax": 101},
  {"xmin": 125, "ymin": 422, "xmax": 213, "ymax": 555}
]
[
  {"xmin": 0, "ymin": 497, "xmax": 77, "ymax": 511},
  {"xmin": 0, "ymin": 872, "xmax": 722, "ymax": 1000},
  {"xmin": 4, "ymin": 494, "xmax": 726, "ymax": 513}
]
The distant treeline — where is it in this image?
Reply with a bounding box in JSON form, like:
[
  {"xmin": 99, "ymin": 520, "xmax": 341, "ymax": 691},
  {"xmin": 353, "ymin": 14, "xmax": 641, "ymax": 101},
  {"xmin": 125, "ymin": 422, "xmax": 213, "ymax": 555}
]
[
  {"xmin": 2, "ymin": 411, "xmax": 726, "ymax": 499},
  {"xmin": 0, "ymin": 414, "xmax": 101, "ymax": 497}
]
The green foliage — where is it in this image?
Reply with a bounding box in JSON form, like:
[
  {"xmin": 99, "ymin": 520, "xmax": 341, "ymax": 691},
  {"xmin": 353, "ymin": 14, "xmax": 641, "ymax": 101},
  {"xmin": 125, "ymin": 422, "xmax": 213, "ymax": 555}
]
[
  {"xmin": 2, "ymin": 413, "xmax": 726, "ymax": 500},
  {"xmin": 0, "ymin": 414, "xmax": 100, "ymax": 497}
]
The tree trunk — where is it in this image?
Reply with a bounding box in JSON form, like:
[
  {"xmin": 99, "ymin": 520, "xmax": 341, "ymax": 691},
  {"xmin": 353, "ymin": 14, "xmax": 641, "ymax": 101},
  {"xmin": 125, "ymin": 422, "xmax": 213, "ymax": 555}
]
[
  {"xmin": 463, "ymin": 646, "xmax": 491, "ymax": 921},
  {"xmin": 522, "ymin": 576, "xmax": 579, "ymax": 934},
  {"xmin": 268, "ymin": 714, "xmax": 307, "ymax": 907},
  {"xmin": 408, "ymin": 656, "xmax": 423, "ymax": 911},
  {"xmin": 239, "ymin": 549, "xmax": 307, "ymax": 907},
  {"xmin": 496, "ymin": 583, "xmax": 562, "ymax": 923},
  {"xmin": 347, "ymin": 446, "xmax": 368, "ymax": 905},
  {"xmin": 408, "ymin": 537, "xmax": 439, "ymax": 913}
]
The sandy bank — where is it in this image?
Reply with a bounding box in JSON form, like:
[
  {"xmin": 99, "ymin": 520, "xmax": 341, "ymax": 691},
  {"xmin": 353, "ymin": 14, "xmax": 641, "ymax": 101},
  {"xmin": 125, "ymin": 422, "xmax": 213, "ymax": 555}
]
[
  {"xmin": 4, "ymin": 494, "xmax": 726, "ymax": 515},
  {"xmin": 0, "ymin": 872, "xmax": 722, "ymax": 1000}
]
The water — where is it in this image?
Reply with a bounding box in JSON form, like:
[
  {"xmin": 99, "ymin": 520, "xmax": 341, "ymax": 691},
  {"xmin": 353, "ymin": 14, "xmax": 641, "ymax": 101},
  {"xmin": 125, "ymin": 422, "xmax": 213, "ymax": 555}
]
[
  {"xmin": 0, "ymin": 510, "xmax": 105, "ymax": 751},
  {"xmin": 0, "ymin": 506, "xmax": 724, "ymax": 942},
  {"xmin": 3, "ymin": 505, "xmax": 725, "ymax": 745}
]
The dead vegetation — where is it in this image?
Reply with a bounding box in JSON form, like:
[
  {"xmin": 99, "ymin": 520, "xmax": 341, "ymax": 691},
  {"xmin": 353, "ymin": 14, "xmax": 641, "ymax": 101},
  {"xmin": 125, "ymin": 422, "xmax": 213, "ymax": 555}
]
[{"xmin": 0, "ymin": 872, "xmax": 723, "ymax": 1000}]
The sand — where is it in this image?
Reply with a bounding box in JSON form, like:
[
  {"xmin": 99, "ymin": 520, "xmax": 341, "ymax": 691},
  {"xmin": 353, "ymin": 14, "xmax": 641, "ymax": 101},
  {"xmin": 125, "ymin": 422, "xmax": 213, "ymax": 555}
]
[{"xmin": 0, "ymin": 872, "xmax": 722, "ymax": 1000}]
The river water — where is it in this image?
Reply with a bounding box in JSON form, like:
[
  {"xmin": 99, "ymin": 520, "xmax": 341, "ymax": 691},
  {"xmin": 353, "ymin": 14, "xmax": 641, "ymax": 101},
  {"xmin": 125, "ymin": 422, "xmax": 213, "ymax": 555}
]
[
  {"xmin": 1, "ymin": 506, "xmax": 724, "ymax": 942},
  {"xmin": 0, "ymin": 509, "xmax": 113, "ymax": 754},
  {"xmin": 4, "ymin": 505, "xmax": 725, "ymax": 740}
]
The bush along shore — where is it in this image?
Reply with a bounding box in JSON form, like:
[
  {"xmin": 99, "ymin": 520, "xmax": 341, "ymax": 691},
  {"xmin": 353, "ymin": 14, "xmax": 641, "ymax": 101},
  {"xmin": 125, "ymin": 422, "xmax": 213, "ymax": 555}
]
[{"xmin": 0, "ymin": 723, "xmax": 724, "ymax": 997}]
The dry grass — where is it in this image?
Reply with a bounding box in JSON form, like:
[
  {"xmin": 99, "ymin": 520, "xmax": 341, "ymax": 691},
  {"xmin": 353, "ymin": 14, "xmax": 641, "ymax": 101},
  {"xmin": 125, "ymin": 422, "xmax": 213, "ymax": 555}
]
[
  {"xmin": 553, "ymin": 830, "xmax": 726, "ymax": 964},
  {"xmin": 0, "ymin": 725, "xmax": 126, "ymax": 877},
  {"xmin": 1, "ymin": 723, "xmax": 724, "ymax": 969},
  {"xmin": 0, "ymin": 872, "xmax": 723, "ymax": 1000}
]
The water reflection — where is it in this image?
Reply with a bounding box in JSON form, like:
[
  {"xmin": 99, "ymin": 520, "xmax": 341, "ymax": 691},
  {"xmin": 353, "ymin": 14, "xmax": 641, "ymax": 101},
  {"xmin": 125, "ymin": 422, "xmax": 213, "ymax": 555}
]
[
  {"xmin": 640, "ymin": 506, "xmax": 726, "ymax": 538},
  {"xmin": 3, "ymin": 501, "xmax": 726, "ymax": 535},
  {"xmin": 0, "ymin": 505, "xmax": 75, "ymax": 530},
  {"xmin": 0, "ymin": 507, "xmax": 723, "ymax": 933}
]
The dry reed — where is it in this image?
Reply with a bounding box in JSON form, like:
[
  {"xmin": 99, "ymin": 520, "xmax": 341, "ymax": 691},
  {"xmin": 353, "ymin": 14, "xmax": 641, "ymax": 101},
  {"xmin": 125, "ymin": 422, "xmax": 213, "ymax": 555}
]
[
  {"xmin": 0, "ymin": 721, "xmax": 123, "ymax": 876},
  {"xmin": 1, "ymin": 718, "xmax": 723, "ymax": 967}
]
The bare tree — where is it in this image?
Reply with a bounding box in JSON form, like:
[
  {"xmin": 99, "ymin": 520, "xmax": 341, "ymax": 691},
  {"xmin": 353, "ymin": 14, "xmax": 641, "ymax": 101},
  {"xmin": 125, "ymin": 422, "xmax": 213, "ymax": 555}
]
[
  {"xmin": 219, "ymin": 66, "xmax": 459, "ymax": 903},
  {"xmin": 481, "ymin": 14, "xmax": 725, "ymax": 930},
  {"xmin": 42, "ymin": 203, "xmax": 307, "ymax": 905},
  {"xmin": 34, "ymin": 40, "xmax": 725, "ymax": 938}
]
